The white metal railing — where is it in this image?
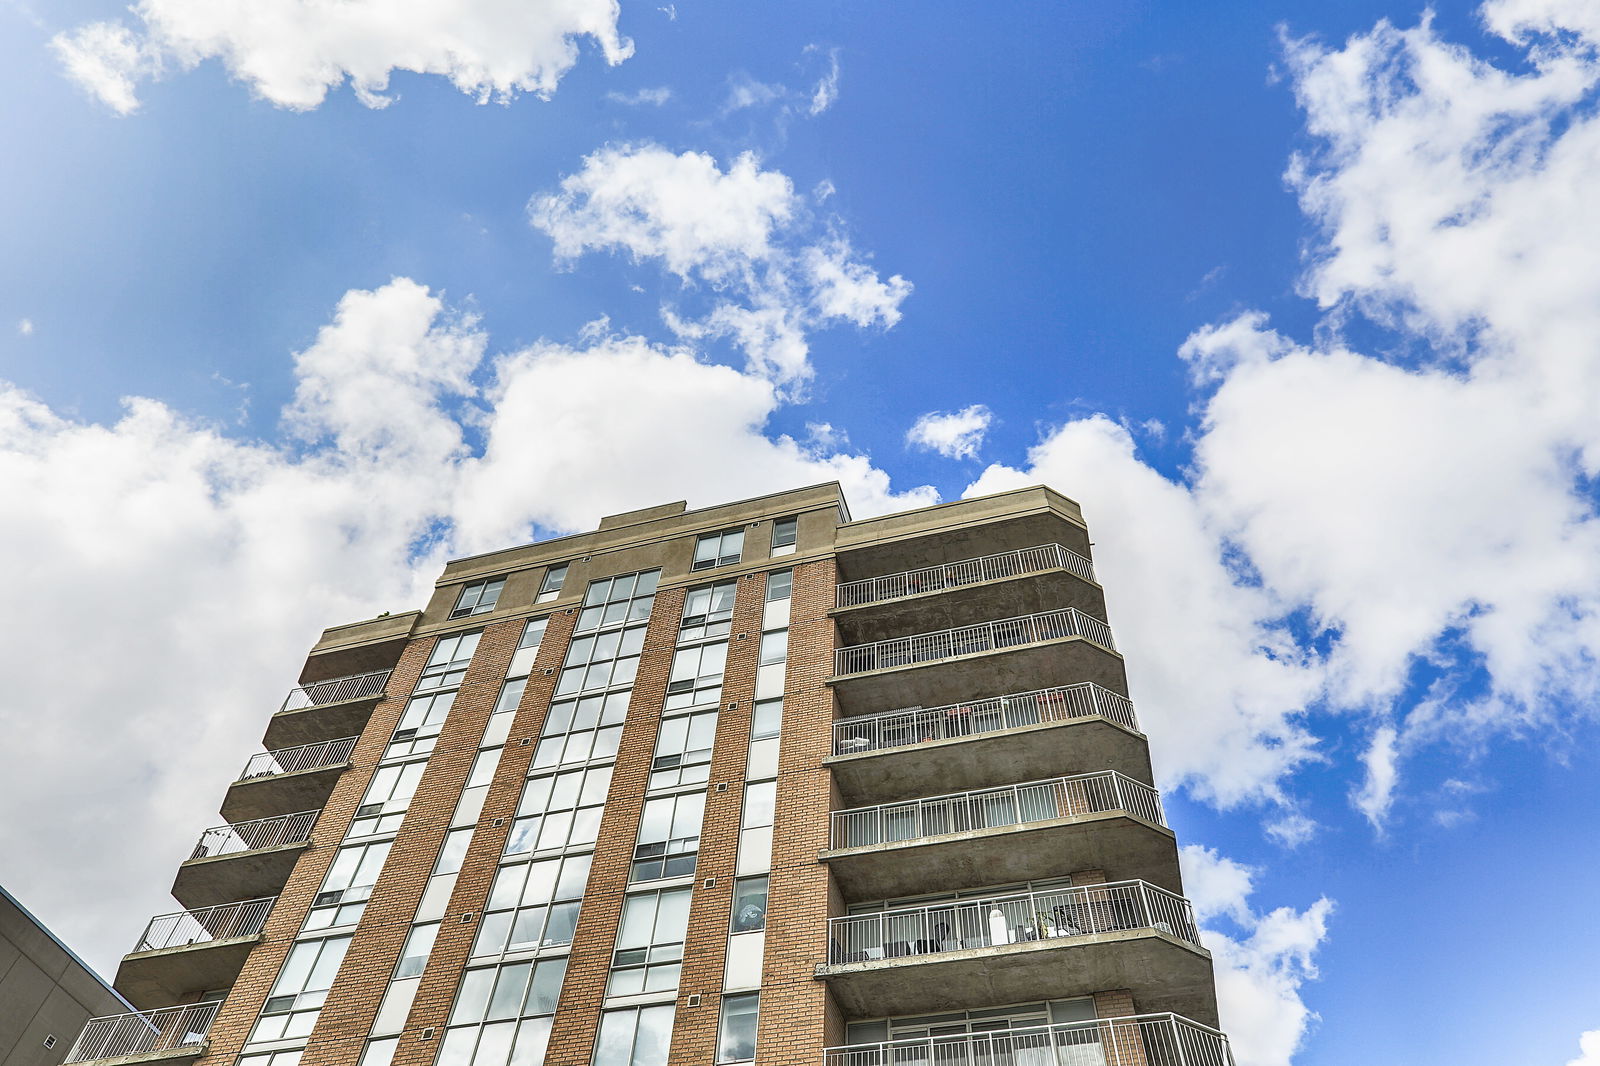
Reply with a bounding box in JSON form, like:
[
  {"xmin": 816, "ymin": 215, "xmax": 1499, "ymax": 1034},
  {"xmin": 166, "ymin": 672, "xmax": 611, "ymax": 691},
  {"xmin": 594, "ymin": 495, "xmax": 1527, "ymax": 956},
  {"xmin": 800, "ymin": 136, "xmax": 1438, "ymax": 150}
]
[
  {"xmin": 278, "ymin": 669, "xmax": 391, "ymax": 713},
  {"xmin": 837, "ymin": 543, "xmax": 1095, "ymax": 608},
  {"xmin": 134, "ymin": 897, "xmax": 275, "ymax": 953},
  {"xmin": 834, "ymin": 608, "xmax": 1114, "ymax": 676},
  {"xmin": 65, "ymin": 1002, "xmax": 222, "ymax": 1063},
  {"xmin": 833, "ymin": 683, "xmax": 1137, "ymax": 756},
  {"xmin": 827, "ymin": 880, "xmax": 1198, "ymax": 965},
  {"xmin": 830, "ymin": 771, "xmax": 1163, "ymax": 850},
  {"xmin": 238, "ymin": 737, "xmax": 358, "ymax": 781},
  {"xmin": 823, "ymin": 1012, "xmax": 1234, "ymax": 1066},
  {"xmin": 188, "ymin": 810, "xmax": 317, "ymax": 861}
]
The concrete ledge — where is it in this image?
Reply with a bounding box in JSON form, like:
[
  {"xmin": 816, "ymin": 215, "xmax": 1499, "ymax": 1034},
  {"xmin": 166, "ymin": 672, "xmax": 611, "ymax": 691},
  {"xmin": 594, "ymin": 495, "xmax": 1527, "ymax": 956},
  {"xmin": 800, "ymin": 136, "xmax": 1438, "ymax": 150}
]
[
  {"xmin": 263, "ymin": 696, "xmax": 382, "ymax": 749},
  {"xmin": 817, "ymin": 929, "xmax": 1218, "ymax": 1026},
  {"xmin": 830, "ymin": 638, "xmax": 1128, "ymax": 717},
  {"xmin": 825, "ymin": 716, "xmax": 1153, "ymax": 806},
  {"xmin": 66, "ymin": 1044, "xmax": 210, "ymax": 1066},
  {"xmin": 221, "ymin": 764, "xmax": 349, "ymax": 823},
  {"xmin": 832, "ymin": 569, "xmax": 1107, "ymax": 646},
  {"xmin": 821, "ymin": 812, "xmax": 1182, "ymax": 900},
  {"xmin": 172, "ymin": 843, "xmax": 309, "ymax": 911},
  {"xmin": 114, "ymin": 937, "xmax": 261, "ymax": 1010}
]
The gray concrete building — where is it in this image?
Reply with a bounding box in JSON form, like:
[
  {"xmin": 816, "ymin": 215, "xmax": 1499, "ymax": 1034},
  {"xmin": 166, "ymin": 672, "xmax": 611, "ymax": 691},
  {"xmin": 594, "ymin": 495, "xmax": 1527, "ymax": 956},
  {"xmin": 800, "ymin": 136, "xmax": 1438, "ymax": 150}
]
[{"xmin": 1, "ymin": 887, "xmax": 125, "ymax": 1066}]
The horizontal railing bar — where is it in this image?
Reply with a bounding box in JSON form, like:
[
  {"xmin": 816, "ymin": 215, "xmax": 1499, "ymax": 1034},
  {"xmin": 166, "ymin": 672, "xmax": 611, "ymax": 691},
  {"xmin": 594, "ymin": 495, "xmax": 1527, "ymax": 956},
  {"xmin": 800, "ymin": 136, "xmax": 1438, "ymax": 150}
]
[
  {"xmin": 237, "ymin": 736, "xmax": 358, "ymax": 782},
  {"xmin": 832, "ymin": 682, "xmax": 1138, "ymax": 755},
  {"xmin": 188, "ymin": 810, "xmax": 317, "ymax": 861},
  {"xmin": 133, "ymin": 897, "xmax": 276, "ymax": 954},
  {"xmin": 822, "ymin": 1012, "xmax": 1234, "ymax": 1066},
  {"xmin": 278, "ymin": 669, "xmax": 391, "ymax": 714},
  {"xmin": 833, "ymin": 607, "xmax": 1115, "ymax": 676},
  {"xmin": 836, "ymin": 543, "xmax": 1095, "ymax": 608},
  {"xmin": 65, "ymin": 1002, "xmax": 222, "ymax": 1064}
]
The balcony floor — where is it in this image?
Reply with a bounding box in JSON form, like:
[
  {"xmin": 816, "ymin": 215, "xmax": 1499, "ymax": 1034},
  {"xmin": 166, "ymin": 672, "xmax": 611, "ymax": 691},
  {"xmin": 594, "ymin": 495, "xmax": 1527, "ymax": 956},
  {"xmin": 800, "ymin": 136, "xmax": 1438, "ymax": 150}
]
[
  {"xmin": 66, "ymin": 1045, "xmax": 209, "ymax": 1066},
  {"xmin": 171, "ymin": 843, "xmax": 308, "ymax": 911},
  {"xmin": 821, "ymin": 811, "xmax": 1183, "ymax": 901},
  {"xmin": 221, "ymin": 764, "xmax": 349, "ymax": 823},
  {"xmin": 115, "ymin": 937, "xmax": 261, "ymax": 1010},
  {"xmin": 820, "ymin": 928, "xmax": 1219, "ymax": 1027},
  {"xmin": 826, "ymin": 716, "xmax": 1153, "ymax": 806},
  {"xmin": 262, "ymin": 695, "xmax": 382, "ymax": 749},
  {"xmin": 833, "ymin": 569, "xmax": 1108, "ymax": 646}
]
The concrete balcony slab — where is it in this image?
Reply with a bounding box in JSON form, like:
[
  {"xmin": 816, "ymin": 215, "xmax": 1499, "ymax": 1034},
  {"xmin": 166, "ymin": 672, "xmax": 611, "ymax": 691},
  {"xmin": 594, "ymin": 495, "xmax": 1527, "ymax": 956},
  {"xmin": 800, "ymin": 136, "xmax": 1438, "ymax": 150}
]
[
  {"xmin": 171, "ymin": 843, "xmax": 308, "ymax": 911},
  {"xmin": 221, "ymin": 764, "xmax": 348, "ymax": 823},
  {"xmin": 833, "ymin": 569, "xmax": 1107, "ymax": 647},
  {"xmin": 114, "ymin": 937, "xmax": 260, "ymax": 1010},
  {"xmin": 262, "ymin": 695, "xmax": 381, "ymax": 749}
]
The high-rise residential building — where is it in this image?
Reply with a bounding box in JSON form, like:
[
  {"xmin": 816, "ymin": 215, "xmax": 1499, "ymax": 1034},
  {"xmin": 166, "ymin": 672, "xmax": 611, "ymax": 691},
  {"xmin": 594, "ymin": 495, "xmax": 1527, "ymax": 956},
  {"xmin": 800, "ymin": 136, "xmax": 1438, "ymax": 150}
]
[
  {"xmin": 1, "ymin": 885, "xmax": 126, "ymax": 1066},
  {"xmin": 64, "ymin": 482, "xmax": 1233, "ymax": 1066}
]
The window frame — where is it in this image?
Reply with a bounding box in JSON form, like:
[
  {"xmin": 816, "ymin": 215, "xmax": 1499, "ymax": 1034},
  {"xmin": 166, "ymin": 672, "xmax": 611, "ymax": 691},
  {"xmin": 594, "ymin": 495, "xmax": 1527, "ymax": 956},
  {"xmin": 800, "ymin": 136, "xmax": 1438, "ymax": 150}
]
[{"xmin": 451, "ymin": 578, "xmax": 506, "ymax": 619}]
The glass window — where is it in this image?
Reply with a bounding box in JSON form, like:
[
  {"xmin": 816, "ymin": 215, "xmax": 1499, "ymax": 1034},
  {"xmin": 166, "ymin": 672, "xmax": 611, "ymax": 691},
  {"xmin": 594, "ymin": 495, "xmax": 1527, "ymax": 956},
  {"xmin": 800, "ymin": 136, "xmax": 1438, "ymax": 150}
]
[
  {"xmin": 506, "ymin": 619, "xmax": 549, "ymax": 680},
  {"xmin": 452, "ymin": 578, "xmax": 506, "ymax": 619},
  {"xmin": 576, "ymin": 570, "xmax": 659, "ymax": 634},
  {"xmin": 742, "ymin": 781, "xmax": 775, "ymax": 831},
  {"xmin": 765, "ymin": 571, "xmax": 792, "ymax": 602},
  {"xmin": 440, "ymin": 957, "xmax": 567, "ymax": 1066},
  {"xmin": 391, "ymin": 922, "xmax": 438, "ymax": 980},
  {"xmin": 771, "ymin": 517, "xmax": 798, "ymax": 550},
  {"xmin": 355, "ymin": 1041, "xmax": 395, "ymax": 1066},
  {"xmin": 692, "ymin": 530, "xmax": 744, "ymax": 572},
  {"xmin": 538, "ymin": 564, "xmax": 569, "ymax": 603},
  {"xmin": 251, "ymin": 935, "xmax": 351, "ymax": 1043},
  {"xmin": 649, "ymin": 709, "xmax": 718, "ymax": 789},
  {"xmin": 730, "ymin": 876, "xmax": 768, "ymax": 933},
  {"xmin": 631, "ymin": 792, "xmax": 704, "ymax": 882},
  {"xmin": 349, "ymin": 760, "xmax": 427, "ymax": 837},
  {"xmin": 475, "ymin": 853, "xmax": 593, "ymax": 958},
  {"xmin": 716, "ymin": 993, "xmax": 759, "ymax": 1063},
  {"xmin": 504, "ymin": 766, "xmax": 612, "ymax": 856},
  {"xmin": 664, "ymin": 642, "xmax": 727, "ymax": 711},
  {"xmin": 533, "ymin": 692, "xmax": 630, "ymax": 770},
  {"xmin": 758, "ymin": 630, "xmax": 787, "ymax": 666},
  {"xmin": 557, "ymin": 624, "xmax": 648, "ymax": 697},
  {"xmin": 606, "ymin": 887, "xmax": 692, "ymax": 996},
  {"xmin": 680, "ymin": 581, "xmax": 737, "ymax": 642},
  {"xmin": 386, "ymin": 691, "xmax": 455, "ymax": 759},
  {"xmin": 593, "ymin": 1005, "xmax": 674, "ymax": 1066},
  {"xmin": 240, "ymin": 1050, "xmax": 304, "ymax": 1066},
  {"xmin": 750, "ymin": 700, "xmax": 782, "ymax": 741},
  {"xmin": 305, "ymin": 840, "xmax": 391, "ymax": 929},
  {"xmin": 418, "ymin": 631, "xmax": 482, "ymax": 692}
]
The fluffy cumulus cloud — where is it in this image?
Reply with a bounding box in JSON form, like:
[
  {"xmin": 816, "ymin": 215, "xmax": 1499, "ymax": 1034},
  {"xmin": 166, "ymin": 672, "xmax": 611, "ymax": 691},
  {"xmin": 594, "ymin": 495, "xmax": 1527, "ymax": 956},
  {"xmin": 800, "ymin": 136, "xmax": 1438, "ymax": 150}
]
[
  {"xmin": 52, "ymin": 0, "xmax": 632, "ymax": 114},
  {"xmin": 0, "ymin": 277, "xmax": 933, "ymax": 973},
  {"xmin": 531, "ymin": 143, "xmax": 910, "ymax": 387},
  {"xmin": 1567, "ymin": 1030, "xmax": 1600, "ymax": 1066},
  {"xmin": 1181, "ymin": 846, "xmax": 1332, "ymax": 1066},
  {"xmin": 906, "ymin": 404, "xmax": 993, "ymax": 460}
]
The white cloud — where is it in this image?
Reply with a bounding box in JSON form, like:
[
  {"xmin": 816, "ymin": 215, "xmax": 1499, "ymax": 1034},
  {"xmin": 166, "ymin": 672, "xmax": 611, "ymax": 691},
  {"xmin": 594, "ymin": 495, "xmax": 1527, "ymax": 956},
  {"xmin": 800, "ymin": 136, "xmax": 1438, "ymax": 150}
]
[
  {"xmin": 906, "ymin": 404, "xmax": 992, "ymax": 460},
  {"xmin": 531, "ymin": 143, "xmax": 910, "ymax": 387},
  {"xmin": 1351, "ymin": 725, "xmax": 1399, "ymax": 828},
  {"xmin": 52, "ymin": 0, "xmax": 632, "ymax": 114},
  {"xmin": 1182, "ymin": 845, "xmax": 1333, "ymax": 1066},
  {"xmin": 17, "ymin": 318, "xmax": 33, "ymax": 335},
  {"xmin": 808, "ymin": 46, "xmax": 840, "ymax": 115},
  {"xmin": 1566, "ymin": 1029, "xmax": 1600, "ymax": 1066},
  {"xmin": 605, "ymin": 86, "xmax": 672, "ymax": 106},
  {"xmin": 722, "ymin": 73, "xmax": 785, "ymax": 114},
  {"xmin": 0, "ymin": 278, "xmax": 934, "ymax": 974}
]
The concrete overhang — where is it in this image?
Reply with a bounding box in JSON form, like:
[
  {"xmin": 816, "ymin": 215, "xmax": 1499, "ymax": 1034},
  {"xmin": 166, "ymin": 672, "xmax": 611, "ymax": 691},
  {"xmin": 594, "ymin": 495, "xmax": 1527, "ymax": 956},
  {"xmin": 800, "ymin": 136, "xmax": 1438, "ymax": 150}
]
[
  {"xmin": 221, "ymin": 764, "xmax": 349, "ymax": 823},
  {"xmin": 66, "ymin": 1046, "xmax": 211, "ymax": 1066},
  {"xmin": 302, "ymin": 613, "xmax": 417, "ymax": 683},
  {"xmin": 114, "ymin": 937, "xmax": 261, "ymax": 1011},
  {"xmin": 830, "ymin": 638, "xmax": 1129, "ymax": 718},
  {"xmin": 825, "ymin": 717, "xmax": 1153, "ymax": 806},
  {"xmin": 821, "ymin": 812, "xmax": 1183, "ymax": 900},
  {"xmin": 832, "ymin": 569, "xmax": 1108, "ymax": 646},
  {"xmin": 263, "ymin": 696, "xmax": 382, "ymax": 749},
  {"xmin": 818, "ymin": 929, "xmax": 1218, "ymax": 1027},
  {"xmin": 172, "ymin": 844, "xmax": 308, "ymax": 911}
]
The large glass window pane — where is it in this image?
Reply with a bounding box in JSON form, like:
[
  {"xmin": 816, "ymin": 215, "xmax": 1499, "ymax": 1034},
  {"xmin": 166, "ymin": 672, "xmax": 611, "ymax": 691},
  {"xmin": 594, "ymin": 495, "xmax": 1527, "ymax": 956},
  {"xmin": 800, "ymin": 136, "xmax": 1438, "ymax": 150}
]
[{"xmin": 716, "ymin": 993, "xmax": 760, "ymax": 1063}]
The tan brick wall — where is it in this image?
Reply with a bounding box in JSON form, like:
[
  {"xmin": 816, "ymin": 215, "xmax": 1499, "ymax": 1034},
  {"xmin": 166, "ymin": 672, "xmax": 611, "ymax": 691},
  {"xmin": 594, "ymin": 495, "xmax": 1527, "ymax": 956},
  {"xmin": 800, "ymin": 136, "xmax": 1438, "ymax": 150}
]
[{"xmin": 754, "ymin": 557, "xmax": 839, "ymax": 1065}]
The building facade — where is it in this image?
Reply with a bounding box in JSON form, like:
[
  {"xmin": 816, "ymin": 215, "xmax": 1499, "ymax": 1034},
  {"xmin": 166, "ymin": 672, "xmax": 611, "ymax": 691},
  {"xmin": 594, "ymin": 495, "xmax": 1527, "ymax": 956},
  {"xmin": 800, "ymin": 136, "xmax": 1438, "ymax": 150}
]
[
  {"xmin": 1, "ymin": 885, "xmax": 126, "ymax": 1066},
  {"xmin": 66, "ymin": 483, "xmax": 1233, "ymax": 1066}
]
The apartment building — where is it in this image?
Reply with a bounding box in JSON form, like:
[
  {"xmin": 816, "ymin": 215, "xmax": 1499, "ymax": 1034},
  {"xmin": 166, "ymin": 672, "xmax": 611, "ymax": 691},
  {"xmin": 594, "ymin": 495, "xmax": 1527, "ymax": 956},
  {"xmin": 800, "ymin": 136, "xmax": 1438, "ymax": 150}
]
[{"xmin": 64, "ymin": 482, "xmax": 1233, "ymax": 1066}]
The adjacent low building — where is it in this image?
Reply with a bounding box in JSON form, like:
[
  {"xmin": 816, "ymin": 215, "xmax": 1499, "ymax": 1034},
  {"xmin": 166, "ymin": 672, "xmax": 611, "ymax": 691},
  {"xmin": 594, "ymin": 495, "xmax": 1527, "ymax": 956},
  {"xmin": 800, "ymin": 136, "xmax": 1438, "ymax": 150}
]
[{"xmin": 1, "ymin": 886, "xmax": 126, "ymax": 1066}]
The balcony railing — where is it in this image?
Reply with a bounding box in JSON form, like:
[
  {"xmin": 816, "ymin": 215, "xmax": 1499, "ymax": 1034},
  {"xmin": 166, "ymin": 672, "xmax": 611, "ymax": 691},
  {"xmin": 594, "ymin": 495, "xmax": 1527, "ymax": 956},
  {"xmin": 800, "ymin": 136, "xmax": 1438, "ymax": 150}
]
[
  {"xmin": 837, "ymin": 543, "xmax": 1095, "ymax": 609},
  {"xmin": 188, "ymin": 810, "xmax": 317, "ymax": 861},
  {"xmin": 834, "ymin": 608, "xmax": 1114, "ymax": 676},
  {"xmin": 134, "ymin": 897, "xmax": 275, "ymax": 953},
  {"xmin": 238, "ymin": 737, "xmax": 358, "ymax": 781},
  {"xmin": 279, "ymin": 669, "xmax": 391, "ymax": 713},
  {"xmin": 823, "ymin": 1012, "xmax": 1233, "ymax": 1066},
  {"xmin": 827, "ymin": 880, "xmax": 1199, "ymax": 965},
  {"xmin": 833, "ymin": 683, "xmax": 1137, "ymax": 756},
  {"xmin": 830, "ymin": 771, "xmax": 1163, "ymax": 850},
  {"xmin": 65, "ymin": 1003, "xmax": 222, "ymax": 1063}
]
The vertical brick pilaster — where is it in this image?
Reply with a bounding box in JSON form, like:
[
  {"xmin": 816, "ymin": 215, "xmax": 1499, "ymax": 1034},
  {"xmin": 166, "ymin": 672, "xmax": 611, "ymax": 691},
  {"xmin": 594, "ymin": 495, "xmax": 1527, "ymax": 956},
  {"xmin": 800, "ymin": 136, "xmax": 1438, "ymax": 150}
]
[{"xmin": 1093, "ymin": 990, "xmax": 1150, "ymax": 1066}]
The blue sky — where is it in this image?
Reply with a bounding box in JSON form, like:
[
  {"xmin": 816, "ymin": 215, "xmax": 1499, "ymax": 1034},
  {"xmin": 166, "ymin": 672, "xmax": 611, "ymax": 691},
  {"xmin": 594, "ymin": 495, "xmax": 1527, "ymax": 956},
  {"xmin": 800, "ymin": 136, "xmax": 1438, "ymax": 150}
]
[{"xmin": 5, "ymin": 2, "xmax": 1600, "ymax": 1064}]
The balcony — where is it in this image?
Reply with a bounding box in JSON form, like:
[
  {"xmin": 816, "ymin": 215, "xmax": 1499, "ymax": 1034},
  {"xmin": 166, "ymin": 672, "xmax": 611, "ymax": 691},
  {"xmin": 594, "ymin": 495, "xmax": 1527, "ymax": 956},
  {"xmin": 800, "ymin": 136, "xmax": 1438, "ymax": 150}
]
[
  {"xmin": 824, "ymin": 1013, "xmax": 1234, "ymax": 1066},
  {"xmin": 221, "ymin": 737, "xmax": 357, "ymax": 822},
  {"xmin": 823, "ymin": 773, "xmax": 1180, "ymax": 900},
  {"xmin": 820, "ymin": 882, "xmax": 1216, "ymax": 1024},
  {"xmin": 830, "ymin": 609, "xmax": 1125, "ymax": 717},
  {"xmin": 827, "ymin": 684, "xmax": 1150, "ymax": 804},
  {"xmin": 263, "ymin": 669, "xmax": 391, "ymax": 748},
  {"xmin": 115, "ymin": 898, "xmax": 274, "ymax": 1010},
  {"xmin": 171, "ymin": 811, "xmax": 317, "ymax": 910},
  {"xmin": 65, "ymin": 1003, "xmax": 222, "ymax": 1066},
  {"xmin": 833, "ymin": 544, "xmax": 1105, "ymax": 646}
]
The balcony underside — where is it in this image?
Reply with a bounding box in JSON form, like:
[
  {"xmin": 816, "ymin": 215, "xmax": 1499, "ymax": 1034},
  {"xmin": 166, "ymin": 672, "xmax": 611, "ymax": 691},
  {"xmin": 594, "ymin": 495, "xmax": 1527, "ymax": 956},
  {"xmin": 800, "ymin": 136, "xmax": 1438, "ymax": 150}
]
[
  {"xmin": 115, "ymin": 937, "xmax": 260, "ymax": 1011},
  {"xmin": 68, "ymin": 1047, "xmax": 210, "ymax": 1066},
  {"xmin": 221, "ymin": 764, "xmax": 349, "ymax": 823},
  {"xmin": 823, "ymin": 812, "xmax": 1182, "ymax": 901},
  {"xmin": 172, "ymin": 843, "xmax": 308, "ymax": 911},
  {"xmin": 830, "ymin": 638, "xmax": 1128, "ymax": 718},
  {"xmin": 821, "ymin": 930, "xmax": 1219, "ymax": 1027},
  {"xmin": 262, "ymin": 695, "xmax": 382, "ymax": 749},
  {"xmin": 833, "ymin": 570, "xmax": 1107, "ymax": 646},
  {"xmin": 827, "ymin": 717, "xmax": 1151, "ymax": 807},
  {"xmin": 835, "ymin": 506, "xmax": 1090, "ymax": 583}
]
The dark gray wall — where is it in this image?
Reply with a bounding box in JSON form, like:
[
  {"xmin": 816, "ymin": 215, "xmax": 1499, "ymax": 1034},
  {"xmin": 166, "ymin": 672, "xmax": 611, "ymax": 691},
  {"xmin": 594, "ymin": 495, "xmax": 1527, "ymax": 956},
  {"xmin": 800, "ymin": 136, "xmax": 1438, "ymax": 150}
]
[{"xmin": 1, "ymin": 887, "xmax": 126, "ymax": 1066}]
